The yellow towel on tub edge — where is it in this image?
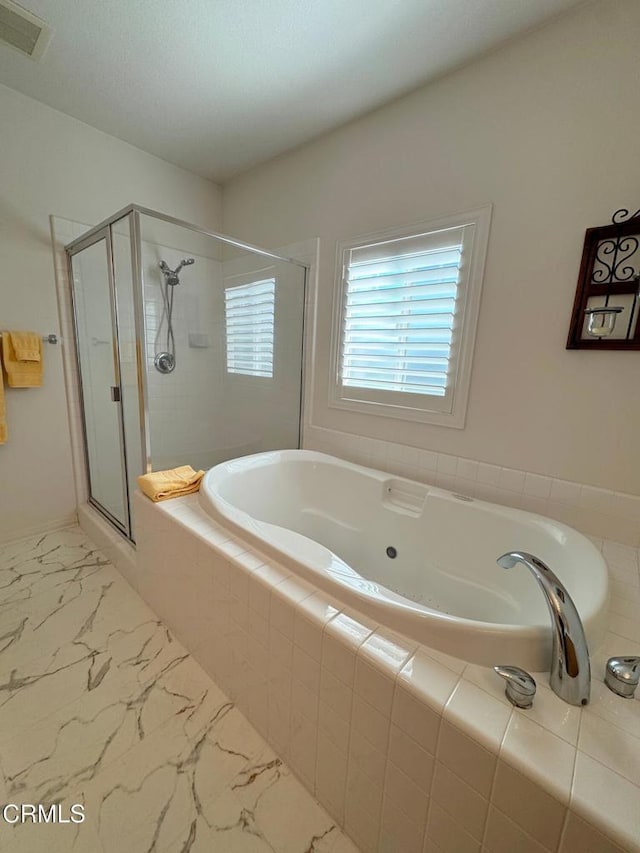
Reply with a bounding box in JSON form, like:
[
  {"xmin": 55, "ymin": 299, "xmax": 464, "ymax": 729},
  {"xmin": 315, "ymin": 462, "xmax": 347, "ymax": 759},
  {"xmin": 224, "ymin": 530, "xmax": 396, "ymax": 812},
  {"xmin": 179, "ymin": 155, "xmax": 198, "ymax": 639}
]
[
  {"xmin": 2, "ymin": 332, "xmax": 43, "ymax": 387},
  {"xmin": 137, "ymin": 465, "xmax": 205, "ymax": 502}
]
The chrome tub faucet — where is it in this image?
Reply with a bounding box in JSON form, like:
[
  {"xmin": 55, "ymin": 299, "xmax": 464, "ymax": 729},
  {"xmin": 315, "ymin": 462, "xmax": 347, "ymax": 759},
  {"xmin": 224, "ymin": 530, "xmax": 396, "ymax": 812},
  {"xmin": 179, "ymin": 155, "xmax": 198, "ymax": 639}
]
[{"xmin": 497, "ymin": 551, "xmax": 590, "ymax": 706}]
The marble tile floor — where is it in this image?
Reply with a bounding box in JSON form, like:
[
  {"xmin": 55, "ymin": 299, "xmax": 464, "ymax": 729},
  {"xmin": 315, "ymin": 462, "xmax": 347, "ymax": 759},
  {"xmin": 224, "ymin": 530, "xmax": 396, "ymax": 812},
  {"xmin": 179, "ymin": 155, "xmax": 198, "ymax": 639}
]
[{"xmin": 0, "ymin": 526, "xmax": 360, "ymax": 853}]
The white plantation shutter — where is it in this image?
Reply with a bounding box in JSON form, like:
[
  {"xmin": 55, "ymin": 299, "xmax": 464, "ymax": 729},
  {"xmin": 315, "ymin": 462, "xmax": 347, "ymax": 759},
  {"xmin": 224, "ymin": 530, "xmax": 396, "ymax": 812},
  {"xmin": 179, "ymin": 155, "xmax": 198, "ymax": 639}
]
[
  {"xmin": 225, "ymin": 278, "xmax": 275, "ymax": 377},
  {"xmin": 330, "ymin": 208, "xmax": 491, "ymax": 427},
  {"xmin": 341, "ymin": 230, "xmax": 463, "ymax": 397}
]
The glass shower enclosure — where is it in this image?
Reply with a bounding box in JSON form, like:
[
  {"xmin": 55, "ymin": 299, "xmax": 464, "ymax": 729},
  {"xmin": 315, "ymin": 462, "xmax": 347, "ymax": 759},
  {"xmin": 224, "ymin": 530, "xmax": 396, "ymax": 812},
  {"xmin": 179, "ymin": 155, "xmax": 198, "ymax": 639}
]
[{"xmin": 66, "ymin": 205, "xmax": 307, "ymax": 542}]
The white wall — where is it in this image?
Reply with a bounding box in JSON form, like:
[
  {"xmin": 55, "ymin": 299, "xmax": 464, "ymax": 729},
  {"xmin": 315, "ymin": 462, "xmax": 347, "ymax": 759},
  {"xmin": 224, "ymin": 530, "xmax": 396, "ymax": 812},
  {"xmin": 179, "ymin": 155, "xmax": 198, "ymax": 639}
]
[
  {"xmin": 222, "ymin": 0, "xmax": 640, "ymax": 498},
  {"xmin": 0, "ymin": 83, "xmax": 221, "ymax": 542}
]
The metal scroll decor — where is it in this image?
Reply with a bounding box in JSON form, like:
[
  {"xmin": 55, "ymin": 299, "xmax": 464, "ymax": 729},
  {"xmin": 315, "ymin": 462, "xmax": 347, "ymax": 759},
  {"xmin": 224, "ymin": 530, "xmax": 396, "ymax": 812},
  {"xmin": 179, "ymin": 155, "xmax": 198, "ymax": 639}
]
[{"xmin": 567, "ymin": 207, "xmax": 640, "ymax": 349}]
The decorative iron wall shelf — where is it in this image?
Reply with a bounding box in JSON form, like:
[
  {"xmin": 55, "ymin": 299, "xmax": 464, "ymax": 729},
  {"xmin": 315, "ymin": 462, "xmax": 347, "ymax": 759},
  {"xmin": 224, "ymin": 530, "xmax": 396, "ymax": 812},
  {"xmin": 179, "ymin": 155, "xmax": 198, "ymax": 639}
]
[{"xmin": 567, "ymin": 208, "xmax": 640, "ymax": 350}]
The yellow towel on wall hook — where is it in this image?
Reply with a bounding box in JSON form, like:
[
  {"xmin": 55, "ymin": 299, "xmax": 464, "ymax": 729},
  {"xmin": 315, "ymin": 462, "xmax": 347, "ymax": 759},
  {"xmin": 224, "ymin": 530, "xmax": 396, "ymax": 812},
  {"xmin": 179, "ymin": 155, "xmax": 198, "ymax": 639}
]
[{"xmin": 2, "ymin": 331, "xmax": 43, "ymax": 388}]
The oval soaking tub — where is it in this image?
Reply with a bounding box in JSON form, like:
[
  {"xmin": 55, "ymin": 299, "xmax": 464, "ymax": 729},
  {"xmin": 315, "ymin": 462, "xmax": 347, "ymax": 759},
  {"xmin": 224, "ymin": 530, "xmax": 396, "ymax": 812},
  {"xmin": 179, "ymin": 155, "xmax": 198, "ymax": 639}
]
[{"xmin": 199, "ymin": 450, "xmax": 609, "ymax": 670}]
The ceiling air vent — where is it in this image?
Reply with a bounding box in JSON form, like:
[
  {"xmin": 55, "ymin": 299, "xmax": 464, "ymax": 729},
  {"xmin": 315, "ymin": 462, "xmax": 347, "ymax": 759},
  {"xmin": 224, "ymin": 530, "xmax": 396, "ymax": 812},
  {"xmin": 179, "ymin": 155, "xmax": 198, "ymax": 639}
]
[{"xmin": 0, "ymin": 0, "xmax": 52, "ymax": 60}]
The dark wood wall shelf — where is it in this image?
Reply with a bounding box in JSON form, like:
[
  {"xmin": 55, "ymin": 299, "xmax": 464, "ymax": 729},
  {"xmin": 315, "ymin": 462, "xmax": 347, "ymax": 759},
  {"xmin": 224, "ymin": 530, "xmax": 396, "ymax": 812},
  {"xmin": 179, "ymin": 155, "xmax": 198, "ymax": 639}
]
[{"xmin": 567, "ymin": 208, "xmax": 640, "ymax": 350}]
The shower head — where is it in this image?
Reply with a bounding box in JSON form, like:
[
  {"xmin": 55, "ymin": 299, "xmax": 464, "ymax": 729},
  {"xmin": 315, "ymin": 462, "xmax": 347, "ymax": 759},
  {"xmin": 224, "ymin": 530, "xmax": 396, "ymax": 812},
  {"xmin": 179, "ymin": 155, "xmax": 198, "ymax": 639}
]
[{"xmin": 159, "ymin": 258, "xmax": 195, "ymax": 286}]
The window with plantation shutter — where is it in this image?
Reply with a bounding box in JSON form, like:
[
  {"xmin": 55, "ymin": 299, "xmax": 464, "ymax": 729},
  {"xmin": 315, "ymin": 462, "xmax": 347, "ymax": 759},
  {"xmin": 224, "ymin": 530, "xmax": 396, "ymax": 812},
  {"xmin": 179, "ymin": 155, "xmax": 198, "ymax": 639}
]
[
  {"xmin": 330, "ymin": 207, "xmax": 491, "ymax": 427},
  {"xmin": 225, "ymin": 278, "xmax": 275, "ymax": 377}
]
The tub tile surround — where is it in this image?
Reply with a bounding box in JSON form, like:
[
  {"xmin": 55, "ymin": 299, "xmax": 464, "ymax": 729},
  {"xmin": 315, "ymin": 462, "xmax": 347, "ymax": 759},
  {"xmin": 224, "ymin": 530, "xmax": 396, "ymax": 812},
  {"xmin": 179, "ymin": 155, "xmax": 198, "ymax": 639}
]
[
  {"xmin": 0, "ymin": 526, "xmax": 359, "ymax": 853},
  {"xmin": 302, "ymin": 426, "xmax": 640, "ymax": 548},
  {"xmin": 133, "ymin": 492, "xmax": 640, "ymax": 853}
]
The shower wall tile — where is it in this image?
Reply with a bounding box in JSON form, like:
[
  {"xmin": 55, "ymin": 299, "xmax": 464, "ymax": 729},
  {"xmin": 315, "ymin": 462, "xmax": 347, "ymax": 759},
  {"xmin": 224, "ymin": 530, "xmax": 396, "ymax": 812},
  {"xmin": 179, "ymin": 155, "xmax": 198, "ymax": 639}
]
[
  {"xmin": 303, "ymin": 426, "xmax": 640, "ymax": 547},
  {"xmin": 140, "ymin": 240, "xmax": 227, "ymax": 472}
]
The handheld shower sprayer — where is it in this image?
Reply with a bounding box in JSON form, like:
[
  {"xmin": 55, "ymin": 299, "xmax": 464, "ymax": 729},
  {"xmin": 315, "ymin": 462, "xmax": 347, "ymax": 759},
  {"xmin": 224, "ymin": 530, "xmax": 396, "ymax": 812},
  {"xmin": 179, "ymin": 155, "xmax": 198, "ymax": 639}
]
[{"xmin": 154, "ymin": 257, "xmax": 196, "ymax": 373}]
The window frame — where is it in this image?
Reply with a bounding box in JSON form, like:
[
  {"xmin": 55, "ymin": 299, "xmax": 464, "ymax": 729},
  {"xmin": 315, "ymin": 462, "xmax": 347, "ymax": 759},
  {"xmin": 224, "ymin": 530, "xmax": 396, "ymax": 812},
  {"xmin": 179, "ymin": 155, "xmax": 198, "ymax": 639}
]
[{"xmin": 328, "ymin": 205, "xmax": 492, "ymax": 428}]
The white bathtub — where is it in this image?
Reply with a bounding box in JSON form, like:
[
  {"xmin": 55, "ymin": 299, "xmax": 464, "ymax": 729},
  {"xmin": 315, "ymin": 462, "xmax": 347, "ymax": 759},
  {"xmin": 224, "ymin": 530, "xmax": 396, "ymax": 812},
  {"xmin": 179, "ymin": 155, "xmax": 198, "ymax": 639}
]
[{"xmin": 199, "ymin": 450, "xmax": 609, "ymax": 670}]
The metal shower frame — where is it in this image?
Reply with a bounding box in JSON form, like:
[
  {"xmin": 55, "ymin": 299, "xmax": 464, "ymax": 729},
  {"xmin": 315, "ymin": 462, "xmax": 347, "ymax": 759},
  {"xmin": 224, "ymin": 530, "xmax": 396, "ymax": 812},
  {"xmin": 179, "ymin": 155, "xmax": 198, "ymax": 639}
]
[{"xmin": 65, "ymin": 203, "xmax": 308, "ymax": 541}]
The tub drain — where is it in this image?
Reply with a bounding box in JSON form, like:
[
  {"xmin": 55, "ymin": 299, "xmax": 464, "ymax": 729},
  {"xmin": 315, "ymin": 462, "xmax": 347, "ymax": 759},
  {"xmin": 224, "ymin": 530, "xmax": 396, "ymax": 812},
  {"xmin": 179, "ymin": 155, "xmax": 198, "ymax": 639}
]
[{"xmin": 386, "ymin": 546, "xmax": 397, "ymax": 559}]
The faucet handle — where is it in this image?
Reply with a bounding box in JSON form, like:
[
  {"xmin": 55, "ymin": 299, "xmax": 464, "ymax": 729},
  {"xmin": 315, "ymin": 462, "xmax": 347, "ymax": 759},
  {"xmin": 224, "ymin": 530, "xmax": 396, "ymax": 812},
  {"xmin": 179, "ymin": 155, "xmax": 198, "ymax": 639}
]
[
  {"xmin": 494, "ymin": 665, "xmax": 536, "ymax": 709},
  {"xmin": 605, "ymin": 657, "xmax": 640, "ymax": 698}
]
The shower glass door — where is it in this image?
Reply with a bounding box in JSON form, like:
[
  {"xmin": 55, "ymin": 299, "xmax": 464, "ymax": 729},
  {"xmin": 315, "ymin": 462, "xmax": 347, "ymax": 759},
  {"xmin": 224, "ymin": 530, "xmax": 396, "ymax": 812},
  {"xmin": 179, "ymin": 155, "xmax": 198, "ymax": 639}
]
[{"xmin": 70, "ymin": 230, "xmax": 130, "ymax": 534}]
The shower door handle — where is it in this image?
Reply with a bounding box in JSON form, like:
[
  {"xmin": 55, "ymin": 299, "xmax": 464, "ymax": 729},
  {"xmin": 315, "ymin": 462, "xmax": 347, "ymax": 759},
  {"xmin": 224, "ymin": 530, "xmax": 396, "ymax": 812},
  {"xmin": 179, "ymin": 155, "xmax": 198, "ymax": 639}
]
[{"xmin": 110, "ymin": 386, "xmax": 121, "ymax": 402}]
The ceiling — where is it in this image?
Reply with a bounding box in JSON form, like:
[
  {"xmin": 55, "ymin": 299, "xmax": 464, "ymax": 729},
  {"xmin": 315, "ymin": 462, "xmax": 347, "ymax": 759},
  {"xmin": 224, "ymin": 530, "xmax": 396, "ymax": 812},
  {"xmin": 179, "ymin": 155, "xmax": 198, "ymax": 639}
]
[{"xmin": 0, "ymin": 0, "xmax": 585, "ymax": 182}]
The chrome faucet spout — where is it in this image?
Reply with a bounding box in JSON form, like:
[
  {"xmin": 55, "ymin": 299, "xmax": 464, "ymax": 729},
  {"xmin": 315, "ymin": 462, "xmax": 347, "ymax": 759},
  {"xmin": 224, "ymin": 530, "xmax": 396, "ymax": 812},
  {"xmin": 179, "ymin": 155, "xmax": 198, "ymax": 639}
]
[{"xmin": 497, "ymin": 551, "xmax": 590, "ymax": 706}]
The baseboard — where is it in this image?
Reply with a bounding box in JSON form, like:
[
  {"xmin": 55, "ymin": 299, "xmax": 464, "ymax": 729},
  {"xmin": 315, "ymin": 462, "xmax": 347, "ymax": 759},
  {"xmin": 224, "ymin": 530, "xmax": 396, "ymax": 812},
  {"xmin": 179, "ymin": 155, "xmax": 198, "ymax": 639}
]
[{"xmin": 0, "ymin": 513, "xmax": 79, "ymax": 546}]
